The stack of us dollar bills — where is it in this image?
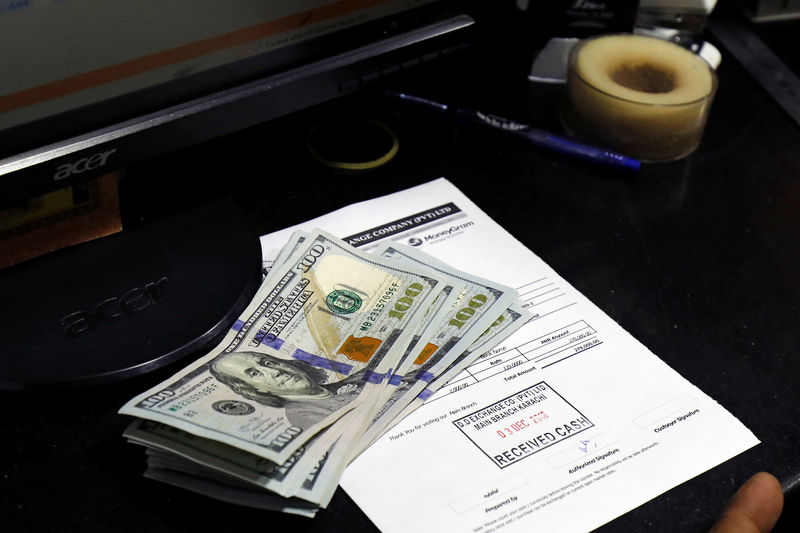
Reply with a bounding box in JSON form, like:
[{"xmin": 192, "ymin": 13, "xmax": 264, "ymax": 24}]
[{"xmin": 119, "ymin": 229, "xmax": 530, "ymax": 517}]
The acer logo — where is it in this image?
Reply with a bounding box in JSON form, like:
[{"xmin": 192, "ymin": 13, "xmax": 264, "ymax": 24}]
[
  {"xmin": 60, "ymin": 276, "xmax": 168, "ymax": 336},
  {"xmin": 53, "ymin": 148, "xmax": 116, "ymax": 180}
]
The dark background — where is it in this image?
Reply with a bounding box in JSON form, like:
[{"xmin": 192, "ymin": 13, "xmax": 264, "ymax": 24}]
[{"xmin": 3, "ymin": 3, "xmax": 800, "ymax": 532}]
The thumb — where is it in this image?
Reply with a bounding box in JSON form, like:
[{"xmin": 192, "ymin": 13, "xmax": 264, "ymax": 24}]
[{"xmin": 709, "ymin": 472, "xmax": 784, "ymax": 533}]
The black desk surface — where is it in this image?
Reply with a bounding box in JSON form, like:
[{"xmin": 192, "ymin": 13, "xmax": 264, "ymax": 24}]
[{"xmin": 4, "ymin": 9, "xmax": 800, "ymax": 533}]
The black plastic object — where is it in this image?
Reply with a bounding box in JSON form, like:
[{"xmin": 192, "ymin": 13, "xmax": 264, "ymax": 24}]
[{"xmin": 0, "ymin": 196, "xmax": 263, "ymax": 390}]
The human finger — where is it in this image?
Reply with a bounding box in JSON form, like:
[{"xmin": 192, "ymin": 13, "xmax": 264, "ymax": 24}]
[{"xmin": 709, "ymin": 472, "xmax": 784, "ymax": 533}]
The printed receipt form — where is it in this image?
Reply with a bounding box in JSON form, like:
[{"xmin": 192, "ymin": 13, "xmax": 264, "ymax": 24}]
[{"xmin": 258, "ymin": 177, "xmax": 759, "ymax": 533}]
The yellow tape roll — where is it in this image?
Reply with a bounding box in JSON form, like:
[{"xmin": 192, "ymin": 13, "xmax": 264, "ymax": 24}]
[{"xmin": 306, "ymin": 119, "xmax": 399, "ymax": 170}]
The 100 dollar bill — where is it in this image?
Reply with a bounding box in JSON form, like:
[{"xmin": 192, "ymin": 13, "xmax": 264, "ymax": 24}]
[{"xmin": 119, "ymin": 230, "xmax": 447, "ymax": 464}]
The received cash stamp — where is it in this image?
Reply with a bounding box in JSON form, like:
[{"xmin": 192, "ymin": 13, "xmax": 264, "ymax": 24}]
[{"xmin": 453, "ymin": 382, "xmax": 593, "ymax": 468}]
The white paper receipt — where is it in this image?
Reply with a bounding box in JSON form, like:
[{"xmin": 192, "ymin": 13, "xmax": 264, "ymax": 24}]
[{"xmin": 259, "ymin": 177, "xmax": 759, "ymax": 533}]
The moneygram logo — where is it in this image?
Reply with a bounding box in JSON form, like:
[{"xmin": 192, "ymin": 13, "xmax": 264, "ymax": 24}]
[
  {"xmin": 408, "ymin": 237, "xmax": 423, "ymax": 247},
  {"xmin": 419, "ymin": 221, "xmax": 475, "ymax": 244}
]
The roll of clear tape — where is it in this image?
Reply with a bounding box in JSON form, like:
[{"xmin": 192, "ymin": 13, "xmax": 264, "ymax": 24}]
[{"xmin": 561, "ymin": 33, "xmax": 718, "ymax": 162}]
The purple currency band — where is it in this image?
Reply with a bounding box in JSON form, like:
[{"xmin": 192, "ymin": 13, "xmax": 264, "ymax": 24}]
[
  {"xmin": 388, "ymin": 373, "xmax": 404, "ymax": 386},
  {"xmin": 257, "ymin": 334, "xmax": 284, "ymax": 350},
  {"xmin": 291, "ymin": 348, "xmax": 354, "ymax": 375},
  {"xmin": 363, "ymin": 370, "xmax": 391, "ymax": 384},
  {"xmin": 415, "ymin": 370, "xmax": 436, "ymax": 382},
  {"xmin": 418, "ymin": 388, "xmax": 434, "ymax": 401}
]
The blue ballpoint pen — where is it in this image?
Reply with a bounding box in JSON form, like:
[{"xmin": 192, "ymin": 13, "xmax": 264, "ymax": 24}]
[{"xmin": 387, "ymin": 90, "xmax": 641, "ymax": 171}]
